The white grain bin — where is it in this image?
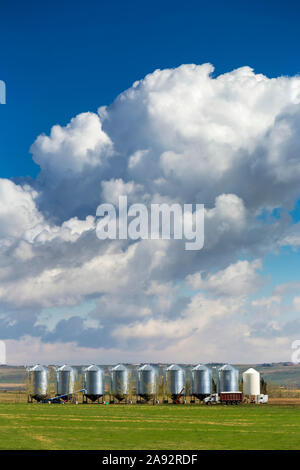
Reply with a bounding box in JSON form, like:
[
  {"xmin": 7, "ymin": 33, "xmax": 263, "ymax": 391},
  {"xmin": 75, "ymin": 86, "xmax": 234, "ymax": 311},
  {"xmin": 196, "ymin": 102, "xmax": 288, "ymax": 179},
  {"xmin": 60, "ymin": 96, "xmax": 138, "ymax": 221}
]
[{"xmin": 243, "ymin": 368, "xmax": 260, "ymax": 396}]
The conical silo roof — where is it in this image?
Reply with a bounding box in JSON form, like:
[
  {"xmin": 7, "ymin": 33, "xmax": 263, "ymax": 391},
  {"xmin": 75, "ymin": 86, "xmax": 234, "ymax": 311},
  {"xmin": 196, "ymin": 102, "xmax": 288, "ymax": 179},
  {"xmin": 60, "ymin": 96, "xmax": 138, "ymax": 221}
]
[
  {"xmin": 112, "ymin": 364, "xmax": 127, "ymax": 371},
  {"xmin": 243, "ymin": 367, "xmax": 259, "ymax": 375},
  {"xmin": 192, "ymin": 364, "xmax": 209, "ymax": 371},
  {"xmin": 84, "ymin": 364, "xmax": 100, "ymax": 372},
  {"xmin": 28, "ymin": 364, "xmax": 47, "ymax": 372},
  {"xmin": 138, "ymin": 364, "xmax": 154, "ymax": 371},
  {"xmin": 166, "ymin": 364, "xmax": 182, "ymax": 371},
  {"xmin": 57, "ymin": 364, "xmax": 73, "ymax": 371}
]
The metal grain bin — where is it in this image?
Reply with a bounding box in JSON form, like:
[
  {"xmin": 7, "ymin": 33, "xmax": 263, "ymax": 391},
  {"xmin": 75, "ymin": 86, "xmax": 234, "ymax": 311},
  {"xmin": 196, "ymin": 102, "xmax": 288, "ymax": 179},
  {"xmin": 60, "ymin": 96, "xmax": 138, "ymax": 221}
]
[
  {"xmin": 110, "ymin": 364, "xmax": 129, "ymax": 401},
  {"xmin": 165, "ymin": 364, "xmax": 185, "ymax": 400},
  {"xmin": 27, "ymin": 364, "xmax": 49, "ymax": 401},
  {"xmin": 83, "ymin": 365, "xmax": 104, "ymax": 401},
  {"xmin": 137, "ymin": 364, "xmax": 157, "ymax": 401},
  {"xmin": 56, "ymin": 365, "xmax": 75, "ymax": 397},
  {"xmin": 218, "ymin": 364, "xmax": 239, "ymax": 392},
  {"xmin": 191, "ymin": 364, "xmax": 212, "ymax": 400}
]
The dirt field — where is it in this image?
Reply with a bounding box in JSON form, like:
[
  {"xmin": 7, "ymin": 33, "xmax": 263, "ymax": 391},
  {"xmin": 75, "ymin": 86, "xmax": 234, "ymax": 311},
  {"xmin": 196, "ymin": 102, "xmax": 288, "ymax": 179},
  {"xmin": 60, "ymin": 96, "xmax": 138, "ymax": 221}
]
[
  {"xmin": 269, "ymin": 397, "xmax": 300, "ymax": 405},
  {"xmin": 0, "ymin": 383, "xmax": 25, "ymax": 388}
]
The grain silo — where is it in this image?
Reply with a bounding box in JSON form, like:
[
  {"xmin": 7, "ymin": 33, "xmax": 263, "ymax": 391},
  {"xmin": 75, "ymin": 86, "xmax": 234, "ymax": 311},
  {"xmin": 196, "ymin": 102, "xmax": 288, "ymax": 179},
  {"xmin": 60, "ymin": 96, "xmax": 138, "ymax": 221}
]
[
  {"xmin": 83, "ymin": 365, "xmax": 104, "ymax": 403},
  {"xmin": 110, "ymin": 364, "xmax": 130, "ymax": 403},
  {"xmin": 56, "ymin": 365, "xmax": 75, "ymax": 400},
  {"xmin": 27, "ymin": 364, "xmax": 49, "ymax": 402},
  {"xmin": 191, "ymin": 364, "xmax": 212, "ymax": 401},
  {"xmin": 136, "ymin": 364, "xmax": 158, "ymax": 403},
  {"xmin": 164, "ymin": 364, "xmax": 186, "ymax": 403},
  {"xmin": 243, "ymin": 368, "xmax": 260, "ymax": 396},
  {"xmin": 218, "ymin": 364, "xmax": 239, "ymax": 392}
]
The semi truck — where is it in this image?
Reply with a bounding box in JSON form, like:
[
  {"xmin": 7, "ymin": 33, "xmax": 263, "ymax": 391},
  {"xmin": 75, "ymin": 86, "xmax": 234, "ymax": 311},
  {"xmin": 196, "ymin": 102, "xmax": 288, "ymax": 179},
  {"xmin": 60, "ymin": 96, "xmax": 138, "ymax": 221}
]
[{"xmin": 204, "ymin": 392, "xmax": 243, "ymax": 405}]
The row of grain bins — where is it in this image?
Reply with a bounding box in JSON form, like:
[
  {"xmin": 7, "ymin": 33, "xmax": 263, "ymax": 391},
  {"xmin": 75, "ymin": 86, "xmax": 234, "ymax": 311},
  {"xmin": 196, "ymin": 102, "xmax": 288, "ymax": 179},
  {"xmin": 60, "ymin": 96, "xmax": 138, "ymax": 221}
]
[{"xmin": 27, "ymin": 363, "xmax": 262, "ymax": 404}]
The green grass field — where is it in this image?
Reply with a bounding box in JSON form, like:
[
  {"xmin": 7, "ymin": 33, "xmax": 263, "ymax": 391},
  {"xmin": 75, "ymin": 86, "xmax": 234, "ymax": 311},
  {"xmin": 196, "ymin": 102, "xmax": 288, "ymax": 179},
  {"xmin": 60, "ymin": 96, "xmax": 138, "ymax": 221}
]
[{"xmin": 0, "ymin": 403, "xmax": 300, "ymax": 450}]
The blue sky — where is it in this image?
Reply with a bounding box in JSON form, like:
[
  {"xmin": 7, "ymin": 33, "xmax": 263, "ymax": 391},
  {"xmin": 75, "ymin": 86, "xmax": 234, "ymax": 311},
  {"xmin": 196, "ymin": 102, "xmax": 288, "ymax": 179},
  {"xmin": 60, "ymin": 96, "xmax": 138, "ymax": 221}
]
[
  {"xmin": 1, "ymin": 0, "xmax": 300, "ymax": 364},
  {"xmin": 1, "ymin": 0, "xmax": 300, "ymax": 178}
]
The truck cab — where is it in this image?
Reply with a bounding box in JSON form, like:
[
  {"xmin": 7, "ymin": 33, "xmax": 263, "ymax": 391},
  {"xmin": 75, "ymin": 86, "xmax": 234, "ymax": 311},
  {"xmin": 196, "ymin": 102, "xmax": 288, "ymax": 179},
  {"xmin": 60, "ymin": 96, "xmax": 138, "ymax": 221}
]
[
  {"xmin": 255, "ymin": 394, "xmax": 268, "ymax": 404},
  {"xmin": 204, "ymin": 393, "xmax": 219, "ymax": 404}
]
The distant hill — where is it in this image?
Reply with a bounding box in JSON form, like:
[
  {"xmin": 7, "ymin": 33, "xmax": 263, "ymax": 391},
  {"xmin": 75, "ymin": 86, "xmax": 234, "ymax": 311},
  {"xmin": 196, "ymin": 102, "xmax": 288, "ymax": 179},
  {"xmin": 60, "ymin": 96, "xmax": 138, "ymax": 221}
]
[{"xmin": 234, "ymin": 363, "xmax": 300, "ymax": 387}]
